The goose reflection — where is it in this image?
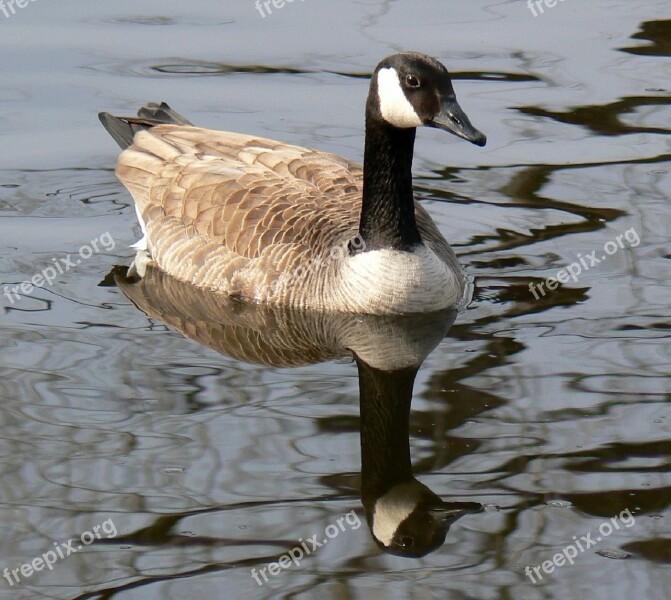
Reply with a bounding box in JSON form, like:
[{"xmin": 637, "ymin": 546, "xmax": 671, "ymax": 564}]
[{"xmin": 112, "ymin": 266, "xmax": 483, "ymax": 557}]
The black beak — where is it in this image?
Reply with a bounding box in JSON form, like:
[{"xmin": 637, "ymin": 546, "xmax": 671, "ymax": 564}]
[
  {"xmin": 428, "ymin": 501, "xmax": 484, "ymax": 523},
  {"xmin": 428, "ymin": 95, "xmax": 487, "ymax": 147}
]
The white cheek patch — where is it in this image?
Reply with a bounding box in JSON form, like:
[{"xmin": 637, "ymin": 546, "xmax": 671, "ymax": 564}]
[
  {"xmin": 377, "ymin": 68, "xmax": 423, "ymax": 128},
  {"xmin": 372, "ymin": 493, "xmax": 417, "ymax": 547}
]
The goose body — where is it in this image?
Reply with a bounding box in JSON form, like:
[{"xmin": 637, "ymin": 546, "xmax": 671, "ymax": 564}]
[{"xmin": 100, "ymin": 52, "xmax": 486, "ymax": 315}]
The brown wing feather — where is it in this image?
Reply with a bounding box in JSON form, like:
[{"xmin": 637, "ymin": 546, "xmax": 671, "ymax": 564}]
[{"xmin": 120, "ymin": 126, "xmax": 362, "ymax": 250}]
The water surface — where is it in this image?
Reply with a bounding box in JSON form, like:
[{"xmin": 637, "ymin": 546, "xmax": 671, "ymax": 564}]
[{"xmin": 1, "ymin": 1, "xmax": 670, "ymax": 599}]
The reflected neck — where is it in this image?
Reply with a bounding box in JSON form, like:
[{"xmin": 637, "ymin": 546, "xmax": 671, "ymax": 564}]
[{"xmin": 356, "ymin": 358, "xmax": 418, "ymax": 500}]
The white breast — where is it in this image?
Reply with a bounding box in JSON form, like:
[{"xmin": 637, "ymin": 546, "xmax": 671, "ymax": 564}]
[{"xmin": 337, "ymin": 246, "xmax": 463, "ymax": 314}]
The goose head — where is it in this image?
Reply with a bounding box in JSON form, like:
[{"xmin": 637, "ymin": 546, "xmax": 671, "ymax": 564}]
[
  {"xmin": 368, "ymin": 479, "xmax": 483, "ymax": 558},
  {"xmin": 368, "ymin": 52, "xmax": 486, "ymax": 146}
]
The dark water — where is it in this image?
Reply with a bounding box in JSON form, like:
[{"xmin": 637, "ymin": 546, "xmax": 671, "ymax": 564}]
[{"xmin": 1, "ymin": 1, "xmax": 670, "ymax": 598}]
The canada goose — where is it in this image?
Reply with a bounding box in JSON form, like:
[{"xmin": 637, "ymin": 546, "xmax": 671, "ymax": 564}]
[
  {"xmin": 114, "ymin": 265, "xmax": 483, "ymax": 556},
  {"xmin": 100, "ymin": 52, "xmax": 486, "ymax": 315}
]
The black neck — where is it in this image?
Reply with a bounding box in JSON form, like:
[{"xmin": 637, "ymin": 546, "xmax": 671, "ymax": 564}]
[
  {"xmin": 357, "ymin": 116, "xmax": 423, "ymax": 251},
  {"xmin": 357, "ymin": 358, "xmax": 418, "ymax": 501}
]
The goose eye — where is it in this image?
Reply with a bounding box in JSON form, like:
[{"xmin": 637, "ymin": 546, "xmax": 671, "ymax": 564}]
[
  {"xmin": 405, "ymin": 75, "xmax": 420, "ymax": 88},
  {"xmin": 398, "ymin": 536, "xmax": 415, "ymax": 549}
]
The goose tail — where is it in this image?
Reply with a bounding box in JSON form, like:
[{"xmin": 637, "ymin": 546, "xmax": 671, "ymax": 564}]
[{"xmin": 98, "ymin": 102, "xmax": 193, "ymax": 149}]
